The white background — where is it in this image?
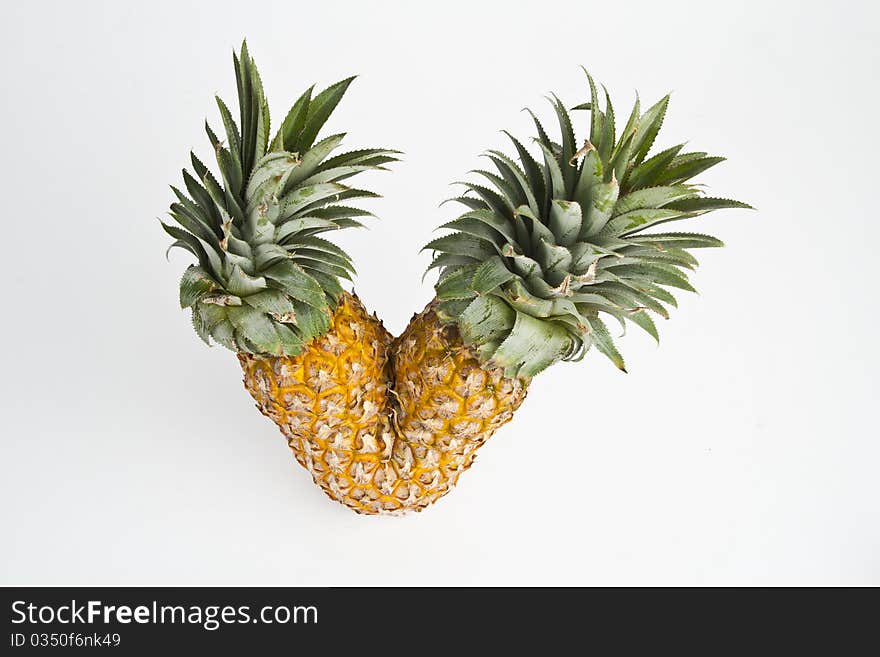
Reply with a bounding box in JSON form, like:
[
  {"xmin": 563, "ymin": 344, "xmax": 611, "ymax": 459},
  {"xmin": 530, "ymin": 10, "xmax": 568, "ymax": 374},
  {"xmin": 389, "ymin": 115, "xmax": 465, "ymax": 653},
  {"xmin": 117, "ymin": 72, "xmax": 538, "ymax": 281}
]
[{"xmin": 1, "ymin": 0, "xmax": 877, "ymax": 585}]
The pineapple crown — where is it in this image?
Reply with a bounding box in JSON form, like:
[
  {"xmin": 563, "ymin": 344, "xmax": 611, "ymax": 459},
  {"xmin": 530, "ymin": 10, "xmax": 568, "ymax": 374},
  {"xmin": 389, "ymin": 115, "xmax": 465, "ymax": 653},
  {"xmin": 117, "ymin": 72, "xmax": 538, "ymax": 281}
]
[
  {"xmin": 163, "ymin": 42, "xmax": 398, "ymax": 355},
  {"xmin": 425, "ymin": 69, "xmax": 751, "ymax": 379}
]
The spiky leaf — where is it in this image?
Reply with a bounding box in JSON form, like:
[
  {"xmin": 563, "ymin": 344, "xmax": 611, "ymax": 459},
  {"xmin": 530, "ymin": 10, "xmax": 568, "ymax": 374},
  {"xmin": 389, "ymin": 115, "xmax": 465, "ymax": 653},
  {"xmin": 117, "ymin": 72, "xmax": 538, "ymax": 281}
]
[{"xmin": 430, "ymin": 70, "xmax": 748, "ymax": 377}]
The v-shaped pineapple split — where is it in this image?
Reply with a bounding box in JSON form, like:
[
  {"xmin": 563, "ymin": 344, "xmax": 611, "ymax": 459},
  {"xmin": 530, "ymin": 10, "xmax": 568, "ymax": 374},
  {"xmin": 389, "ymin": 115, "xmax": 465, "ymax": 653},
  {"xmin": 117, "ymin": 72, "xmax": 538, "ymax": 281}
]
[
  {"xmin": 240, "ymin": 293, "xmax": 526, "ymax": 514},
  {"xmin": 164, "ymin": 43, "xmax": 750, "ymax": 515}
]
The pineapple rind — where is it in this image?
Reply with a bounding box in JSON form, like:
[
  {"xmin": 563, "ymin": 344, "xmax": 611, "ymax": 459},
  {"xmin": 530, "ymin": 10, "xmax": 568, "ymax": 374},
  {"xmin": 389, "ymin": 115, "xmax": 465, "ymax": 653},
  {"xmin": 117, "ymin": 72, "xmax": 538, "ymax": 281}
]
[{"xmin": 240, "ymin": 293, "xmax": 526, "ymax": 514}]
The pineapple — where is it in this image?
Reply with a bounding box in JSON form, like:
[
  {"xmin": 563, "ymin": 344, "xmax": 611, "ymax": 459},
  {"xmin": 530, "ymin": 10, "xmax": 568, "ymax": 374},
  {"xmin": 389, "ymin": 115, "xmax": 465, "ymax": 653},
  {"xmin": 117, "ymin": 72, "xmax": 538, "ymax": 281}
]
[
  {"xmin": 165, "ymin": 45, "xmax": 748, "ymax": 515},
  {"xmin": 386, "ymin": 72, "xmax": 751, "ymax": 511},
  {"xmin": 162, "ymin": 42, "xmax": 402, "ymax": 511}
]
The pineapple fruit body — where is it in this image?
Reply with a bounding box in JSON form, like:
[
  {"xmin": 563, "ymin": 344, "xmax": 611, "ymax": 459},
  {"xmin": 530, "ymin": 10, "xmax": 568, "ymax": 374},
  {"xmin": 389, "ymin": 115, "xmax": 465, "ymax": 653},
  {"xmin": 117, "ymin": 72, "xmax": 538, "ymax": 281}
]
[{"xmin": 240, "ymin": 293, "xmax": 527, "ymax": 514}]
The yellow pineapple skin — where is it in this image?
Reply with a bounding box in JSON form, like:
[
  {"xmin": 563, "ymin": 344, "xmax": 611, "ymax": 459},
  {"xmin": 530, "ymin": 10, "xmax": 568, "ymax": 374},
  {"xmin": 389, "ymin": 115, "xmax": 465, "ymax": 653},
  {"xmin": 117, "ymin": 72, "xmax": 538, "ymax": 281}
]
[
  {"xmin": 239, "ymin": 292, "xmax": 395, "ymax": 513},
  {"xmin": 239, "ymin": 293, "xmax": 528, "ymax": 514},
  {"xmin": 389, "ymin": 302, "xmax": 528, "ymax": 511}
]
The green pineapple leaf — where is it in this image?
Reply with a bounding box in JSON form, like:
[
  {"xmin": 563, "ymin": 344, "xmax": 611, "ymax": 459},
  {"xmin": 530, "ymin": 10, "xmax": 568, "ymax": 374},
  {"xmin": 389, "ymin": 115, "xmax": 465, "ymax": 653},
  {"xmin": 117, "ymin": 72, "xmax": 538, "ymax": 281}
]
[
  {"xmin": 163, "ymin": 43, "xmax": 395, "ymax": 355},
  {"xmin": 430, "ymin": 69, "xmax": 749, "ymax": 376}
]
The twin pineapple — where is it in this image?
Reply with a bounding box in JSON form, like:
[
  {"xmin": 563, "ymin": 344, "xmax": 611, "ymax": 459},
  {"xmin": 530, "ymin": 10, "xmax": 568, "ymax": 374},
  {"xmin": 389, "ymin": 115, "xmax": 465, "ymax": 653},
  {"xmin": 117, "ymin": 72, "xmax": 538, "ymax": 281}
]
[{"xmin": 164, "ymin": 43, "xmax": 749, "ymax": 514}]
